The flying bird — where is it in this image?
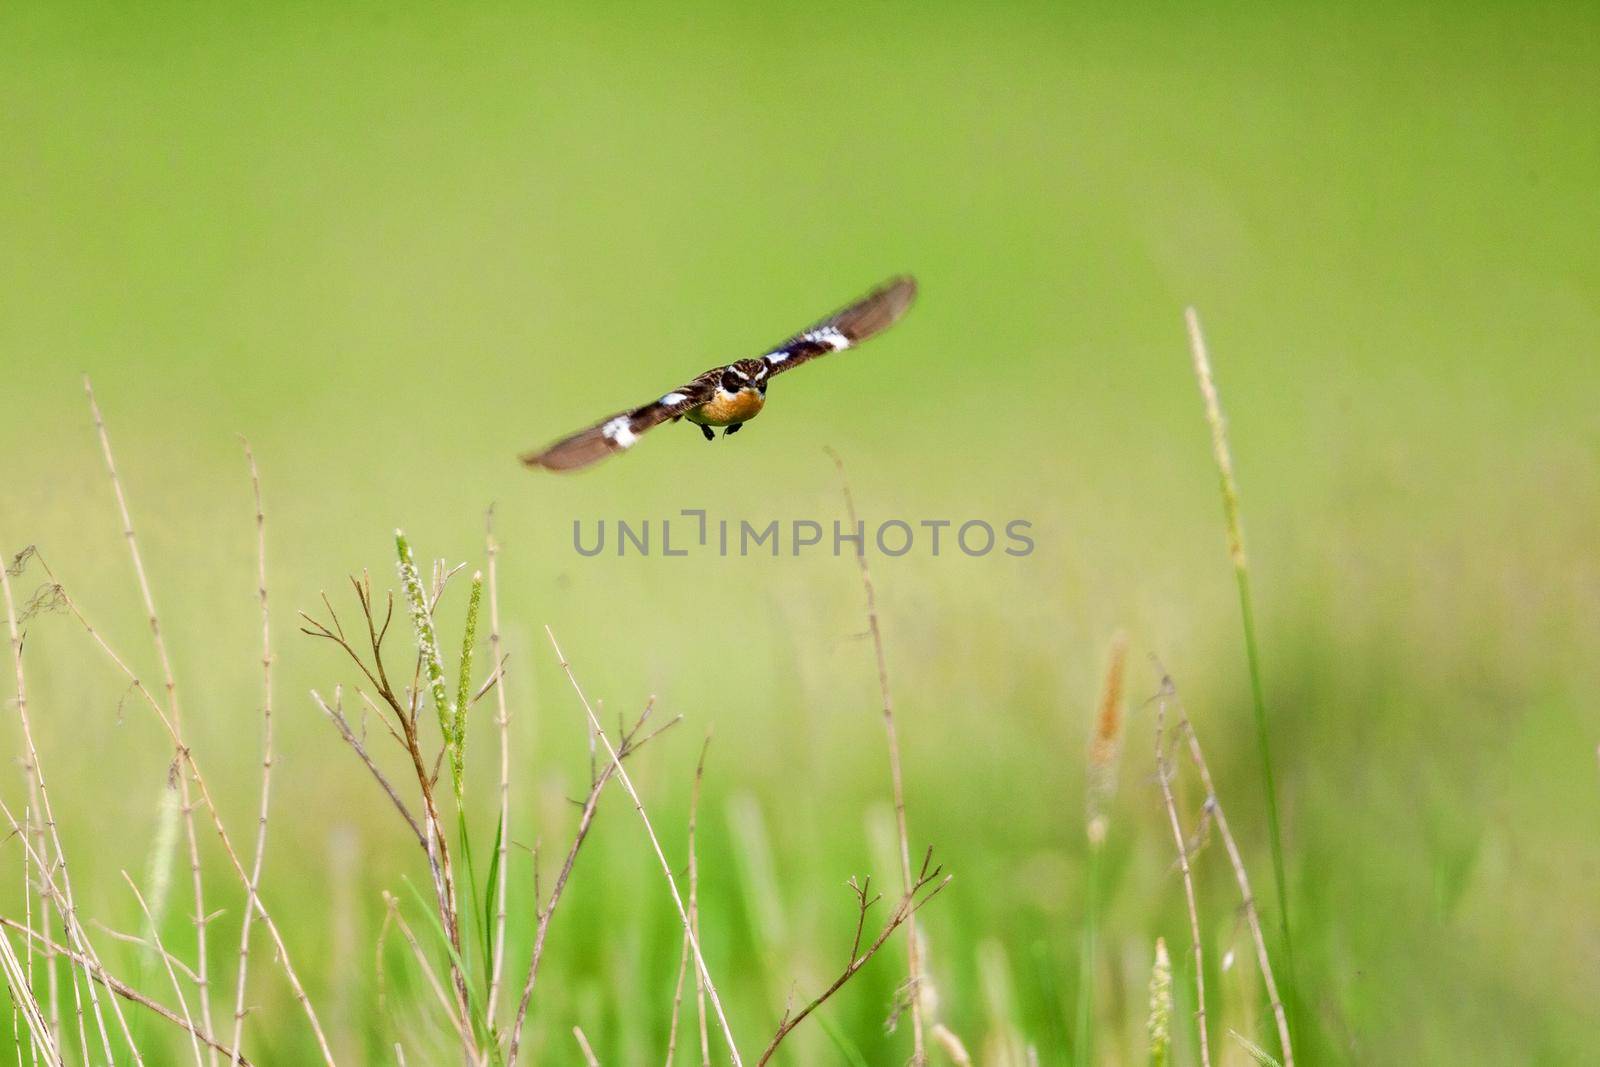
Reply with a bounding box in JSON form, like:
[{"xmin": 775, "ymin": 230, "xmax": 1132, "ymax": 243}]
[{"xmin": 521, "ymin": 276, "xmax": 918, "ymax": 472}]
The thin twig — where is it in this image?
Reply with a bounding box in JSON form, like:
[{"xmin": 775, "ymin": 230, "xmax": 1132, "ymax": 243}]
[
  {"xmin": 33, "ymin": 557, "xmax": 335, "ymax": 1065},
  {"xmin": 756, "ymin": 849, "xmax": 951, "ymax": 1066},
  {"xmin": 381, "ymin": 893, "xmax": 476, "ymax": 1056},
  {"xmin": 1160, "ymin": 670, "xmax": 1293, "ymax": 1066},
  {"xmin": 691, "ymin": 733, "xmax": 711, "ymax": 1067},
  {"xmin": 484, "ymin": 511, "xmax": 513, "ymax": 1026},
  {"xmin": 665, "ymin": 735, "xmax": 711, "ymax": 1067},
  {"xmin": 0, "ymin": 918, "xmax": 255, "ymax": 1067},
  {"xmin": 0, "ymin": 548, "xmax": 127, "ymax": 1064},
  {"xmin": 85, "ymin": 377, "xmax": 216, "ymax": 1063},
  {"xmin": 313, "ymin": 690, "xmax": 426, "ymax": 845},
  {"xmin": 91, "ymin": 923, "xmax": 201, "ymax": 984},
  {"xmin": 544, "ymin": 628, "xmax": 743, "ymax": 1065},
  {"xmin": 0, "ymin": 801, "xmax": 145, "ymax": 1067},
  {"xmin": 124, "ymin": 873, "xmax": 205, "ymax": 1067},
  {"xmin": 1155, "ymin": 688, "xmax": 1210, "ymax": 1067},
  {"xmin": 303, "ymin": 571, "xmax": 467, "ymax": 1042},
  {"xmin": 229, "ymin": 441, "xmax": 274, "ymax": 1064},
  {"xmin": 506, "ymin": 703, "xmax": 680, "ymax": 1063},
  {"xmin": 0, "ymin": 916, "xmax": 57, "ymax": 1064},
  {"xmin": 827, "ymin": 448, "xmax": 926, "ymax": 1064}
]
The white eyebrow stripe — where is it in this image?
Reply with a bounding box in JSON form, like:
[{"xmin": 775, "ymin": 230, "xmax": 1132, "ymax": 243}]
[
  {"xmin": 728, "ymin": 365, "xmax": 749, "ymax": 378},
  {"xmin": 602, "ymin": 416, "xmax": 638, "ymax": 448}
]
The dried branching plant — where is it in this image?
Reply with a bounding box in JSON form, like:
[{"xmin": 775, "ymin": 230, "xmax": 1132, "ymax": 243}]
[
  {"xmin": 1154, "ymin": 667, "xmax": 1293, "ymax": 1067},
  {"xmin": 0, "ymin": 385, "xmax": 329, "ymax": 1065},
  {"xmin": 827, "ymin": 447, "xmax": 931, "ymax": 1064}
]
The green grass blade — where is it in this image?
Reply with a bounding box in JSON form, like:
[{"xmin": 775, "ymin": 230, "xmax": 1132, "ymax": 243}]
[
  {"xmin": 400, "ymin": 875, "xmax": 492, "ymax": 1047},
  {"xmin": 816, "ymin": 1013, "xmax": 871, "ymax": 1067},
  {"xmin": 1184, "ymin": 309, "xmax": 1296, "ymax": 1020},
  {"xmin": 483, "ymin": 810, "xmax": 504, "ymax": 971}
]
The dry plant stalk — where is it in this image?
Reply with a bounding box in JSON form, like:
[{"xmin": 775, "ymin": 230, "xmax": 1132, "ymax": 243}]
[
  {"xmin": 504, "ymin": 697, "xmax": 678, "ymax": 1062},
  {"xmin": 1159, "ymin": 672, "xmax": 1293, "ymax": 1066},
  {"xmin": 0, "ymin": 913, "xmax": 57, "ymax": 1062},
  {"xmin": 573, "ymin": 1025, "xmax": 601, "ymax": 1066},
  {"xmin": 85, "ymin": 377, "xmax": 217, "ymax": 1060},
  {"xmin": 827, "ymin": 448, "xmax": 927, "ymax": 1064},
  {"xmin": 381, "ymin": 892, "xmax": 473, "ymax": 1051},
  {"xmin": 543, "ymin": 628, "xmax": 743, "ymax": 1065},
  {"xmin": 1, "ymin": 548, "xmax": 133, "ymax": 1062},
  {"xmin": 483, "ymin": 510, "xmax": 513, "ymax": 1025},
  {"xmin": 124, "ymin": 872, "xmax": 206, "ymax": 1067},
  {"xmin": 300, "ymin": 567, "xmax": 476, "ymax": 1061},
  {"xmin": 691, "ymin": 737, "xmax": 712, "ymax": 1067},
  {"xmin": 0, "ymin": 918, "xmax": 255, "ymax": 1066},
  {"xmin": 1182, "ymin": 310, "xmax": 1295, "ymax": 1004},
  {"xmin": 755, "ymin": 851, "xmax": 951, "ymax": 1066},
  {"xmin": 664, "ymin": 734, "xmax": 712, "ymax": 1067},
  {"xmin": 1155, "ymin": 687, "xmax": 1210, "ymax": 1067},
  {"xmin": 931, "ymin": 1023, "xmax": 973, "ymax": 1066},
  {"xmin": 61, "ymin": 386, "xmax": 334, "ymax": 1063},
  {"xmin": 229, "ymin": 441, "xmax": 275, "ymax": 1064}
]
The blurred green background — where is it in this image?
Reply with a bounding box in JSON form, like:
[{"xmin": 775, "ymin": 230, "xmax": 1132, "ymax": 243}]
[{"xmin": 3, "ymin": 2, "xmax": 1598, "ymax": 1063}]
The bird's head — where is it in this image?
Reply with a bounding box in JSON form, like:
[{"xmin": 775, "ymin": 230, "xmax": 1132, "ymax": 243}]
[{"xmin": 721, "ymin": 360, "xmax": 769, "ymax": 396}]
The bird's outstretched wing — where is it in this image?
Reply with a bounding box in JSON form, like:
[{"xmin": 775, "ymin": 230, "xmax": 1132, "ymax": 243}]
[
  {"xmin": 521, "ymin": 275, "xmax": 918, "ymax": 473},
  {"xmin": 761, "ymin": 275, "xmax": 918, "ymax": 377},
  {"xmin": 520, "ymin": 374, "xmax": 718, "ymax": 472}
]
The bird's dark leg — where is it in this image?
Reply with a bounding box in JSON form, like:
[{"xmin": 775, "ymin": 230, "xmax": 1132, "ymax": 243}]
[
  {"xmin": 723, "ymin": 423, "xmax": 743, "ymax": 438},
  {"xmin": 699, "ymin": 424, "xmax": 715, "ymax": 442}
]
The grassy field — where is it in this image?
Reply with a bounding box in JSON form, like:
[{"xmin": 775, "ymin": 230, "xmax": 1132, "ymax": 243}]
[{"xmin": 3, "ymin": 2, "xmax": 1599, "ymax": 1063}]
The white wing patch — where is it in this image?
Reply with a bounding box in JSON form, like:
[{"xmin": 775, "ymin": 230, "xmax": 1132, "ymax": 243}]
[
  {"xmin": 803, "ymin": 326, "xmax": 851, "ymax": 351},
  {"xmin": 659, "ymin": 391, "xmax": 688, "ymax": 406},
  {"xmin": 602, "ymin": 416, "xmax": 639, "ymax": 449}
]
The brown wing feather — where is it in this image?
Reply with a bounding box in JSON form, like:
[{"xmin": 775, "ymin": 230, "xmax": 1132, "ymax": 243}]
[
  {"xmin": 522, "ymin": 276, "xmax": 917, "ymax": 472},
  {"xmin": 762, "ymin": 275, "xmax": 917, "ymax": 377},
  {"xmin": 520, "ymin": 375, "xmax": 717, "ymax": 473}
]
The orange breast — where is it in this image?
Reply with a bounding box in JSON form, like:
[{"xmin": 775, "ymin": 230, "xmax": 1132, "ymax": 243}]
[{"xmin": 689, "ymin": 389, "xmax": 766, "ymax": 426}]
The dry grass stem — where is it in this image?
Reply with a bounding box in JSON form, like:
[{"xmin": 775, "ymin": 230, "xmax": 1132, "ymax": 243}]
[
  {"xmin": 755, "ymin": 848, "xmax": 951, "ymax": 1066},
  {"xmin": 505, "ymin": 699, "xmax": 680, "ymax": 1064},
  {"xmin": 827, "ymin": 448, "xmax": 926, "ymax": 1064},
  {"xmin": 665, "ymin": 734, "xmax": 712, "ymax": 1067},
  {"xmin": 381, "ymin": 893, "xmax": 477, "ymax": 1057},
  {"xmin": 483, "ymin": 511, "xmax": 513, "ymax": 1025},
  {"xmin": 930, "ymin": 1023, "xmax": 973, "ymax": 1066},
  {"xmin": 85, "ymin": 377, "xmax": 216, "ymax": 1061},
  {"xmin": 1155, "ymin": 689, "xmax": 1210, "ymax": 1067},
  {"xmin": 1182, "ymin": 310, "xmax": 1294, "ymax": 1007},
  {"xmin": 544, "ymin": 628, "xmax": 743, "ymax": 1066},
  {"xmin": 0, "ymin": 918, "xmax": 255, "ymax": 1067},
  {"xmin": 1160, "ymin": 672, "xmax": 1293, "ymax": 1066},
  {"xmin": 123, "ymin": 873, "xmax": 205, "ymax": 1067},
  {"xmin": 229, "ymin": 441, "xmax": 274, "ymax": 1064},
  {"xmin": 300, "ymin": 569, "xmax": 471, "ymax": 1043},
  {"xmin": 34, "ymin": 553, "xmax": 334, "ymax": 1064},
  {"xmin": 0, "ymin": 921, "xmax": 58, "ymax": 1063},
  {"xmin": 1, "ymin": 549, "xmax": 124, "ymax": 1063},
  {"xmin": 313, "ymin": 689, "xmax": 426, "ymax": 844},
  {"xmin": 573, "ymin": 1025, "xmax": 601, "ymax": 1066}
]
